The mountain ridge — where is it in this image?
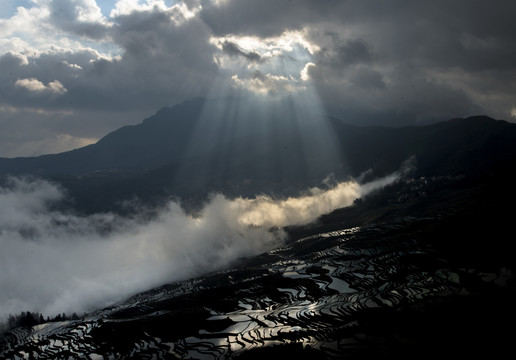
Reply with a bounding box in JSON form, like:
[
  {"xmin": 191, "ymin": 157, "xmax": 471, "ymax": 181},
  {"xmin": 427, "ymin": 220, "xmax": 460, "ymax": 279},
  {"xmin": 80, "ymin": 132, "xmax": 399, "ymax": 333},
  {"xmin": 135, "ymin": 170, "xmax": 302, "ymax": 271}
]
[
  {"xmin": 0, "ymin": 98, "xmax": 509, "ymax": 173},
  {"xmin": 1, "ymin": 97, "xmax": 515, "ymax": 213}
]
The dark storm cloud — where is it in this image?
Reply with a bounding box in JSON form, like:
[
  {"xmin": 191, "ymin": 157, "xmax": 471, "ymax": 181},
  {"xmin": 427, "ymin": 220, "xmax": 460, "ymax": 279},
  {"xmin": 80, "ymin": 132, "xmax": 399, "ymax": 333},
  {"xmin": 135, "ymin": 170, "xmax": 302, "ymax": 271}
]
[
  {"xmin": 201, "ymin": 0, "xmax": 516, "ymax": 122},
  {"xmin": 5, "ymin": 0, "xmax": 516, "ymax": 115},
  {"xmin": 2, "ymin": 0, "xmax": 516, "ymax": 155},
  {"xmin": 309, "ymin": 36, "xmax": 375, "ymax": 78},
  {"xmin": 200, "ymin": 0, "xmax": 344, "ymax": 37},
  {"xmin": 48, "ymin": 0, "xmax": 111, "ymax": 40},
  {"xmin": 220, "ymin": 40, "xmax": 263, "ymax": 63},
  {"xmin": 90, "ymin": 8, "xmax": 218, "ymax": 108},
  {"xmin": 202, "ymin": 0, "xmax": 516, "ymax": 66},
  {"xmin": 2, "ymin": 4, "xmax": 217, "ymax": 110},
  {"xmin": 6, "ymin": 0, "xmax": 516, "ymax": 116},
  {"xmin": 333, "ymin": 39, "xmax": 373, "ymax": 67}
]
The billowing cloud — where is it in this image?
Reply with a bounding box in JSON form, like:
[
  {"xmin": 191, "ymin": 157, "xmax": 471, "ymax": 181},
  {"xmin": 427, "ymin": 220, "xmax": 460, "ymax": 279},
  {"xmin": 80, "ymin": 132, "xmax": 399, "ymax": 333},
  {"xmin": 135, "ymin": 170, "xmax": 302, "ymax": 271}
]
[
  {"xmin": 110, "ymin": 0, "xmax": 201, "ymax": 22},
  {"xmin": 232, "ymin": 72, "xmax": 303, "ymax": 95},
  {"xmin": 15, "ymin": 78, "xmax": 67, "ymax": 95},
  {"xmin": 220, "ymin": 40, "xmax": 264, "ymax": 64},
  {"xmin": 210, "ymin": 29, "xmax": 318, "ymax": 96},
  {"xmin": 48, "ymin": 0, "xmax": 112, "ymax": 39},
  {"xmin": 0, "ymin": 172, "xmax": 400, "ymax": 321},
  {"xmin": 300, "ymin": 62, "xmax": 315, "ymax": 81}
]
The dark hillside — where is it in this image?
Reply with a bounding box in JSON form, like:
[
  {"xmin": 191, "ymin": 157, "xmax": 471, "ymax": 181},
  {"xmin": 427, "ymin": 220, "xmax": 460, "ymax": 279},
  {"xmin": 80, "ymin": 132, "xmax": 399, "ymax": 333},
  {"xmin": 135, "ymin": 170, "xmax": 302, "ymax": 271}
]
[
  {"xmin": 1, "ymin": 97, "xmax": 516, "ymax": 213},
  {"xmin": 332, "ymin": 115, "xmax": 516, "ymax": 179},
  {"xmin": 2, "ymin": 172, "xmax": 515, "ymax": 359}
]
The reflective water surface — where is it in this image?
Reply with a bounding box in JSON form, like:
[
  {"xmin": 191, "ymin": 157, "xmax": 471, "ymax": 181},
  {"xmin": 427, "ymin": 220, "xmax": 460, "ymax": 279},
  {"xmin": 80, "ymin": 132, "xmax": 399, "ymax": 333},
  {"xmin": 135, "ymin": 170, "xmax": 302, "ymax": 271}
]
[{"xmin": 1, "ymin": 216, "xmax": 514, "ymax": 359}]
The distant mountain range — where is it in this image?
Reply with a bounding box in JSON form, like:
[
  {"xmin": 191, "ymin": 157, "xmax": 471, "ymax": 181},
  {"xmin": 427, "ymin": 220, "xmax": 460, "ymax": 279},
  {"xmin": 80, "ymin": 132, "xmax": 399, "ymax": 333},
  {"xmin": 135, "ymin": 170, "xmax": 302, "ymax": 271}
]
[{"xmin": 1, "ymin": 97, "xmax": 516, "ymax": 213}]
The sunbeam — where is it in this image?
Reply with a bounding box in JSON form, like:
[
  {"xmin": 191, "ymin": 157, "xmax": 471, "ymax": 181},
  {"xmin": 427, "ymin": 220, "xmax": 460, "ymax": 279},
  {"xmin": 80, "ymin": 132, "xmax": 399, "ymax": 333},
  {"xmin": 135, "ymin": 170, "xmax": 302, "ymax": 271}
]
[{"xmin": 171, "ymin": 29, "xmax": 349, "ymax": 198}]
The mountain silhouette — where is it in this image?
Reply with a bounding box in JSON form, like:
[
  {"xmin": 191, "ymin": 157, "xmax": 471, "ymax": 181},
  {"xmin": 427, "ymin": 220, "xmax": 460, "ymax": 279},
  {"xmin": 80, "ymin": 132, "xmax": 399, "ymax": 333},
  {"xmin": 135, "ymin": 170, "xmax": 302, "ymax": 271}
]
[{"xmin": 1, "ymin": 97, "xmax": 516, "ymax": 213}]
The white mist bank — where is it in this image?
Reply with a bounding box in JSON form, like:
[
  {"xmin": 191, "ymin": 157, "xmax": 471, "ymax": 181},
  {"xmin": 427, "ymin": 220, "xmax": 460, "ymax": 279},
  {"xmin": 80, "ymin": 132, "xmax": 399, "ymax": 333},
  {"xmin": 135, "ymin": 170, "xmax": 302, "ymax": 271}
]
[{"xmin": 0, "ymin": 172, "xmax": 401, "ymax": 322}]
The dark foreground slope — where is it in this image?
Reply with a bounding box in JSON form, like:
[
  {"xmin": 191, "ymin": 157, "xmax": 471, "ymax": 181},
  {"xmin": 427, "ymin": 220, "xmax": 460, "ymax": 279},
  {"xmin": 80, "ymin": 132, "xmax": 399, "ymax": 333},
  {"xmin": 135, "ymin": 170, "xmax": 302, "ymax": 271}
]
[{"xmin": 1, "ymin": 175, "xmax": 514, "ymax": 359}]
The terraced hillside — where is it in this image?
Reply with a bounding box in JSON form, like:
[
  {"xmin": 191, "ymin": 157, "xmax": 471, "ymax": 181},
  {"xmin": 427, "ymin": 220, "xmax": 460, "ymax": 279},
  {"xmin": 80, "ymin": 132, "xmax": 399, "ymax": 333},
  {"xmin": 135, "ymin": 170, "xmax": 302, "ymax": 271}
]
[{"xmin": 1, "ymin": 177, "xmax": 514, "ymax": 359}]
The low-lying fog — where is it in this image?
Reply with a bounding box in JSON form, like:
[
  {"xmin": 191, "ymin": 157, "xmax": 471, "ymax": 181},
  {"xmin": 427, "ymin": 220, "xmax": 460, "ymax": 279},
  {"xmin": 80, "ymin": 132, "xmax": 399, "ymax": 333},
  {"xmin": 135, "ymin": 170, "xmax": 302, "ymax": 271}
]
[{"xmin": 0, "ymin": 171, "xmax": 401, "ymax": 323}]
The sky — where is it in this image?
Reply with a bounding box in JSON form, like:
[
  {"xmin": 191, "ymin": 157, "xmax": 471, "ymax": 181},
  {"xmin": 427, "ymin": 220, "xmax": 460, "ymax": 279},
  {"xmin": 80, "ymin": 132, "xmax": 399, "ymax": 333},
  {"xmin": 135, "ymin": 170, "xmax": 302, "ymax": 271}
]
[{"xmin": 1, "ymin": 0, "xmax": 516, "ymax": 157}]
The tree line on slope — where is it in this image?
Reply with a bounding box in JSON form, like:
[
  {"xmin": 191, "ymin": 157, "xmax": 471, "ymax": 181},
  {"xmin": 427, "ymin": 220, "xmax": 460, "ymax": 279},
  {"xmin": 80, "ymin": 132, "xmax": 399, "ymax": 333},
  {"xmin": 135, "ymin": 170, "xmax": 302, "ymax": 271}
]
[{"xmin": 1, "ymin": 311, "xmax": 83, "ymax": 335}]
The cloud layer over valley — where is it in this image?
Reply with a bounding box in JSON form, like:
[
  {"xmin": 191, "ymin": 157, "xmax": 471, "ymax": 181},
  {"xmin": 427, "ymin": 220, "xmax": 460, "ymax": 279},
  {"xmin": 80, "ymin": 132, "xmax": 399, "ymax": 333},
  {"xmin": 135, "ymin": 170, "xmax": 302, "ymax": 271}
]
[{"xmin": 0, "ymin": 172, "xmax": 401, "ymax": 322}]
